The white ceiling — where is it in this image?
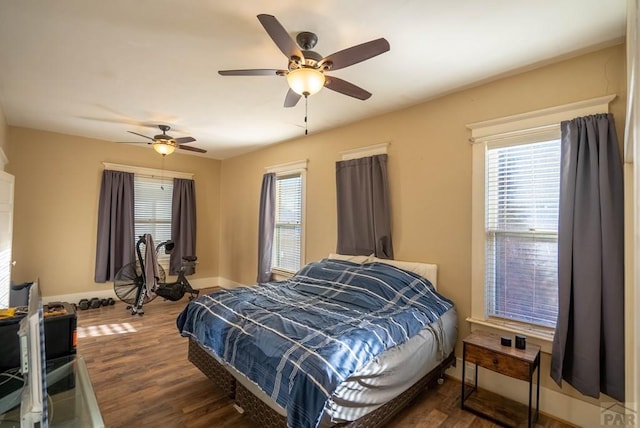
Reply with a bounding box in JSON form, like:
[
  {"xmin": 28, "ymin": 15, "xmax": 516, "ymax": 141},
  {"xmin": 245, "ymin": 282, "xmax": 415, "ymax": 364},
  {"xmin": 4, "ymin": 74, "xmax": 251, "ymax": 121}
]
[{"xmin": 0, "ymin": 0, "xmax": 627, "ymax": 159}]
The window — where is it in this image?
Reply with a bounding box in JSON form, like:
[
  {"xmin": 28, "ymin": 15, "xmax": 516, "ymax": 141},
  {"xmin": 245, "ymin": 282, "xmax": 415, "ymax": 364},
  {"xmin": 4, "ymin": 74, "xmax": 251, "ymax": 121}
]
[
  {"xmin": 102, "ymin": 162, "xmax": 194, "ymax": 269},
  {"xmin": 265, "ymin": 159, "xmax": 307, "ymax": 275},
  {"xmin": 485, "ymin": 139, "xmax": 560, "ymax": 327},
  {"xmin": 467, "ymin": 95, "xmax": 614, "ymax": 341},
  {"xmin": 273, "ymin": 173, "xmax": 303, "ymax": 272},
  {"xmin": 134, "ymin": 175, "xmax": 173, "ymax": 265}
]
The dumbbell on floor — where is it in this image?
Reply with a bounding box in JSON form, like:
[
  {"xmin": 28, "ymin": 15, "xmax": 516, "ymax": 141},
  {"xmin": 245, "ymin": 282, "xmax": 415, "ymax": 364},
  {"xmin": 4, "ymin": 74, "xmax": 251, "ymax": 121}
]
[{"xmin": 77, "ymin": 297, "xmax": 116, "ymax": 310}]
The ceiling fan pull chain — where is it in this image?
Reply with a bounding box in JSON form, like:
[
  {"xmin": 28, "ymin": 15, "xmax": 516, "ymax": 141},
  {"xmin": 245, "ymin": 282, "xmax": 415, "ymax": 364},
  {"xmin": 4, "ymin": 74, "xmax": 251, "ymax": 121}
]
[
  {"xmin": 304, "ymin": 95, "xmax": 308, "ymax": 135},
  {"xmin": 160, "ymin": 155, "xmax": 166, "ymax": 190}
]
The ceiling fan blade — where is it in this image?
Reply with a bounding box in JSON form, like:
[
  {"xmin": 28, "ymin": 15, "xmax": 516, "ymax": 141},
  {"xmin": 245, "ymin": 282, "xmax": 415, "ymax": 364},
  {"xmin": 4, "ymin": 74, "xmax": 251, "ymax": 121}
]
[
  {"xmin": 320, "ymin": 38, "xmax": 390, "ymax": 71},
  {"xmin": 284, "ymin": 89, "xmax": 302, "ymax": 108},
  {"xmin": 175, "ymin": 136, "xmax": 196, "ymax": 144},
  {"xmin": 80, "ymin": 117, "xmax": 158, "ymax": 128},
  {"xmin": 324, "ymin": 76, "xmax": 372, "ymax": 100},
  {"xmin": 218, "ymin": 69, "xmax": 285, "ymax": 76},
  {"xmin": 116, "ymin": 141, "xmax": 151, "ymax": 145},
  {"xmin": 127, "ymin": 131, "xmax": 155, "ymax": 141},
  {"xmin": 178, "ymin": 145, "xmax": 207, "ymax": 153},
  {"xmin": 257, "ymin": 14, "xmax": 304, "ymax": 60}
]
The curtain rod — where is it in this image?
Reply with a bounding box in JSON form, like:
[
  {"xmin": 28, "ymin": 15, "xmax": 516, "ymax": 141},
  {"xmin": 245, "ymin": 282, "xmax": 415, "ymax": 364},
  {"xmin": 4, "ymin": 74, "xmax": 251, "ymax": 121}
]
[
  {"xmin": 340, "ymin": 142, "xmax": 389, "ymax": 156},
  {"xmin": 466, "ymin": 94, "xmax": 616, "ymax": 144},
  {"xmin": 340, "ymin": 142, "xmax": 389, "ymax": 161},
  {"xmin": 264, "ymin": 159, "xmax": 307, "ymax": 173},
  {"xmin": 102, "ymin": 162, "xmax": 194, "ymax": 180},
  {"xmin": 467, "ymin": 124, "xmax": 560, "ymax": 144}
]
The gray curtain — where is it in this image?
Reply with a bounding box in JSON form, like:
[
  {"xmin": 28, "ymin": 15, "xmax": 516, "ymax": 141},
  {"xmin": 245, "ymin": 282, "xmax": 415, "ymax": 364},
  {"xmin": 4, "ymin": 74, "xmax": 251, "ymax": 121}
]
[
  {"xmin": 336, "ymin": 154, "xmax": 393, "ymax": 258},
  {"xmin": 257, "ymin": 173, "xmax": 276, "ymax": 283},
  {"xmin": 551, "ymin": 113, "xmax": 625, "ymax": 402},
  {"xmin": 170, "ymin": 178, "xmax": 196, "ymax": 275},
  {"xmin": 94, "ymin": 170, "xmax": 135, "ymax": 283}
]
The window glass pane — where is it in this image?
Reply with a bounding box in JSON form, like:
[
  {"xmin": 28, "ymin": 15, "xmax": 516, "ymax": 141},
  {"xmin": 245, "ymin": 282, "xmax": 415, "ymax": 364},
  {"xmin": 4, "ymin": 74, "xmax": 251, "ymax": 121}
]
[
  {"xmin": 273, "ymin": 174, "xmax": 302, "ymax": 272},
  {"xmin": 485, "ymin": 139, "xmax": 560, "ymax": 327},
  {"xmin": 488, "ymin": 232, "xmax": 558, "ymax": 326},
  {"xmin": 134, "ymin": 176, "xmax": 173, "ymax": 263},
  {"xmin": 274, "ymin": 224, "xmax": 301, "ymax": 272}
]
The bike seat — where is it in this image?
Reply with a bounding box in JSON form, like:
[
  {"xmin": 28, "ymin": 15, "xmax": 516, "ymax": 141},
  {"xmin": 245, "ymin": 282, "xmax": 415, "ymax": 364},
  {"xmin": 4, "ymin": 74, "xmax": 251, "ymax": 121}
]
[{"xmin": 182, "ymin": 256, "xmax": 197, "ymax": 262}]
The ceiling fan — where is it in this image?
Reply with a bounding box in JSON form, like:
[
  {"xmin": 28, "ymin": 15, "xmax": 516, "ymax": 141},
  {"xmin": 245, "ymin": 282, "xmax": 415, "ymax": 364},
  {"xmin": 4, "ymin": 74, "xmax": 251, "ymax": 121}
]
[
  {"xmin": 219, "ymin": 14, "xmax": 390, "ymax": 108},
  {"xmin": 122, "ymin": 125, "xmax": 206, "ymax": 155}
]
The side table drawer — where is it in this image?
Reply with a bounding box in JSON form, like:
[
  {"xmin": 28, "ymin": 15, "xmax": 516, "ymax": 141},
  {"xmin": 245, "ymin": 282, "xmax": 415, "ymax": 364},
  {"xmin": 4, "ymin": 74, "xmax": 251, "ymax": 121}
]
[{"xmin": 465, "ymin": 343, "xmax": 530, "ymax": 381}]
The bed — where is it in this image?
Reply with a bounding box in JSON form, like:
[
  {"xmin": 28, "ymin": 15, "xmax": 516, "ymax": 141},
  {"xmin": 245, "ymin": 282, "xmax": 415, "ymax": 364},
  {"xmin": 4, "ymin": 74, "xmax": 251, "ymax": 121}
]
[{"xmin": 177, "ymin": 257, "xmax": 457, "ymax": 428}]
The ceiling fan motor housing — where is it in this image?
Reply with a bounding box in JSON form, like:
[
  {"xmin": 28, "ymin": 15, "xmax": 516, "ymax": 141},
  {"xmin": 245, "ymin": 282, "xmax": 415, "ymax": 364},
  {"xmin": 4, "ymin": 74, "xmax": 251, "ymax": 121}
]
[
  {"xmin": 296, "ymin": 31, "xmax": 318, "ymax": 50},
  {"xmin": 154, "ymin": 135, "xmax": 175, "ymax": 141},
  {"xmin": 155, "ymin": 124, "xmax": 174, "ymax": 142},
  {"xmin": 293, "ymin": 32, "xmax": 325, "ymax": 69}
]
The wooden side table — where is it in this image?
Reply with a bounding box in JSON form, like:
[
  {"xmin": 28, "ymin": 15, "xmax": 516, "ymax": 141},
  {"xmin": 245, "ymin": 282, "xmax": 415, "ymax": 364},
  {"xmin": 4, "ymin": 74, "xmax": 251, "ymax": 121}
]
[{"xmin": 461, "ymin": 331, "xmax": 540, "ymax": 428}]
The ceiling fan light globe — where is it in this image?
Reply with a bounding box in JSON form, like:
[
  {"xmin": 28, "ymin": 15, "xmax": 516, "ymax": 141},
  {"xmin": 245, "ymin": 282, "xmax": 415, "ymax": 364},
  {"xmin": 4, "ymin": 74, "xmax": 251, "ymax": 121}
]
[
  {"xmin": 287, "ymin": 68, "xmax": 325, "ymax": 96},
  {"xmin": 153, "ymin": 140, "xmax": 177, "ymax": 155}
]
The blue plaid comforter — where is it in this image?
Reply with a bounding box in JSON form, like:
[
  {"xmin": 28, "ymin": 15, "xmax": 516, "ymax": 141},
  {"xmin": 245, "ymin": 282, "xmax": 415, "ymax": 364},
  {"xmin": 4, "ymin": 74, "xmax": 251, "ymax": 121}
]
[{"xmin": 176, "ymin": 259, "xmax": 454, "ymax": 428}]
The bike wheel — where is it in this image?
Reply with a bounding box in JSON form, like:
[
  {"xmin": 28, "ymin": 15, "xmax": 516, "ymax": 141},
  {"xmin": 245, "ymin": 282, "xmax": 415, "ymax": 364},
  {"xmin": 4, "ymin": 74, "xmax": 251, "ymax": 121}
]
[{"xmin": 113, "ymin": 262, "xmax": 165, "ymax": 304}]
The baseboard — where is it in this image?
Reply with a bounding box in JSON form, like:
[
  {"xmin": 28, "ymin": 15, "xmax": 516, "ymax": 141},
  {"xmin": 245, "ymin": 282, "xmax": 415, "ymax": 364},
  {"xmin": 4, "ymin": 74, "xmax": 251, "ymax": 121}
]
[
  {"xmin": 214, "ymin": 277, "xmax": 245, "ymax": 289},
  {"xmin": 189, "ymin": 276, "xmax": 245, "ymax": 289},
  {"xmin": 42, "ymin": 276, "xmax": 243, "ymax": 305},
  {"xmin": 446, "ymin": 357, "xmax": 601, "ymax": 427},
  {"xmin": 43, "ymin": 288, "xmax": 117, "ymax": 305},
  {"xmin": 188, "ymin": 277, "xmax": 223, "ymax": 290}
]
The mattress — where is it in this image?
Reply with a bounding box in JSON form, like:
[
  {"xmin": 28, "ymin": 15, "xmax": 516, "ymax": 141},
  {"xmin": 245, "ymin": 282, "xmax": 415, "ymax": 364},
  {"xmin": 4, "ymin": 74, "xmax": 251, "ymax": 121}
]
[
  {"xmin": 178, "ymin": 259, "xmax": 456, "ymax": 427},
  {"xmin": 201, "ymin": 306, "xmax": 457, "ymax": 426}
]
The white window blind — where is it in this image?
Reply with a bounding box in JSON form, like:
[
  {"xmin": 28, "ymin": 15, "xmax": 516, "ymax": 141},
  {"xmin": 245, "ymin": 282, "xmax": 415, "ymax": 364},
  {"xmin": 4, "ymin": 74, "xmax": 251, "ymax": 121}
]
[
  {"xmin": 134, "ymin": 176, "xmax": 173, "ymax": 264},
  {"xmin": 485, "ymin": 139, "xmax": 560, "ymax": 327},
  {"xmin": 273, "ymin": 173, "xmax": 302, "ymax": 272}
]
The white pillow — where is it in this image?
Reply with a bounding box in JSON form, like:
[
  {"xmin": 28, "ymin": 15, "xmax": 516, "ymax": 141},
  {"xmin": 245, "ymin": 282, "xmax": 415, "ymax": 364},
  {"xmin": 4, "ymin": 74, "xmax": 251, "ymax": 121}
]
[
  {"xmin": 371, "ymin": 257, "xmax": 438, "ymax": 289},
  {"xmin": 328, "ymin": 253, "xmax": 374, "ymax": 264}
]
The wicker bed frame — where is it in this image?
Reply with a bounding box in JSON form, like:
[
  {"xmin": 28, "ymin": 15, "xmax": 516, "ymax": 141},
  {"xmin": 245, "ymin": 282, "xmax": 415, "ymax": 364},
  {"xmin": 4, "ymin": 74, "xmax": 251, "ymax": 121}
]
[{"xmin": 188, "ymin": 338, "xmax": 456, "ymax": 427}]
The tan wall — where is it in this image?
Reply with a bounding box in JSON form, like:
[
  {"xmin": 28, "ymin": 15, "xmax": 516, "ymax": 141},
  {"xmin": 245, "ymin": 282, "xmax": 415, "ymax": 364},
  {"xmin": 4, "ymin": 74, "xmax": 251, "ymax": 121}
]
[
  {"xmin": 0, "ymin": 43, "xmax": 627, "ymax": 415},
  {"xmin": 219, "ymin": 44, "xmax": 627, "ymax": 406},
  {"xmin": 6, "ymin": 127, "xmax": 221, "ymax": 297}
]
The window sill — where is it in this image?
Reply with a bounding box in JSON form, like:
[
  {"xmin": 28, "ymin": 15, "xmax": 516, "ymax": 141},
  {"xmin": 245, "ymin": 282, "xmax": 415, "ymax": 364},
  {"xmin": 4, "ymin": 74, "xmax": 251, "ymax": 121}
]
[
  {"xmin": 271, "ymin": 268, "xmax": 295, "ymax": 281},
  {"xmin": 466, "ymin": 317, "xmax": 555, "ymax": 354}
]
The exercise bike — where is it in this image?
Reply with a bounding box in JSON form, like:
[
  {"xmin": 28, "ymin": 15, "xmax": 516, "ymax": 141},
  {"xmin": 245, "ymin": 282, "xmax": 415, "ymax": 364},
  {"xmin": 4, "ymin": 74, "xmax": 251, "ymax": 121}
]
[{"xmin": 113, "ymin": 235, "xmax": 199, "ymax": 315}]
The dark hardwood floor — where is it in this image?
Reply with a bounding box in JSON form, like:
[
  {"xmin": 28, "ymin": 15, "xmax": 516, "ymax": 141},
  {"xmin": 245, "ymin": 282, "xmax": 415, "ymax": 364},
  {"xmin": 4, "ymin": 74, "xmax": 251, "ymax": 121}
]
[{"xmin": 76, "ymin": 288, "xmax": 573, "ymax": 428}]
